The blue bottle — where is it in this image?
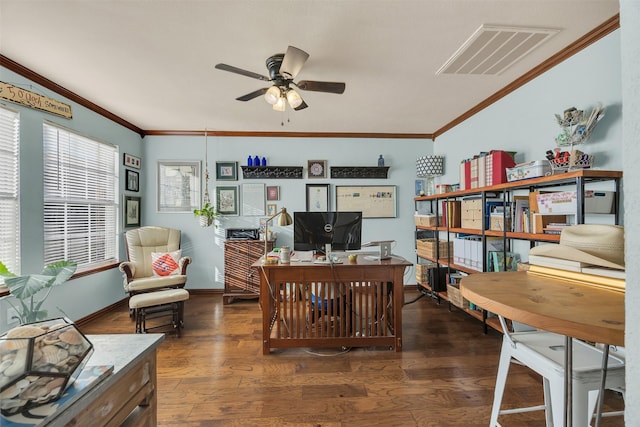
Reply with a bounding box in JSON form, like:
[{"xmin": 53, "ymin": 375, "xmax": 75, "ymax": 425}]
[
  {"xmin": 261, "ymin": 157, "xmax": 267, "ymax": 166},
  {"xmin": 247, "ymin": 155, "xmax": 253, "ymax": 166},
  {"xmin": 254, "ymin": 155, "xmax": 260, "ymax": 166},
  {"xmin": 378, "ymin": 155, "xmax": 385, "ymax": 167}
]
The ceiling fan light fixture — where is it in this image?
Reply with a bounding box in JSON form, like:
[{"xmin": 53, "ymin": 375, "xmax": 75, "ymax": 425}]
[
  {"xmin": 264, "ymin": 86, "xmax": 281, "ymax": 105},
  {"xmin": 273, "ymin": 96, "xmax": 286, "ymax": 112},
  {"xmin": 286, "ymin": 89, "xmax": 303, "ymax": 109}
]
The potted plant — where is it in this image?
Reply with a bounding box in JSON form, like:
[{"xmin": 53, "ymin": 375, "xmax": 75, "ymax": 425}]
[
  {"xmin": 0, "ymin": 260, "xmax": 77, "ymax": 324},
  {"xmin": 193, "ymin": 201, "xmax": 218, "ymax": 227}
]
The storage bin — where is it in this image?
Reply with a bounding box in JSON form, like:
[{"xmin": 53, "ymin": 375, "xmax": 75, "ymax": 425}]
[
  {"xmin": 536, "ymin": 191, "xmax": 614, "ymax": 214},
  {"xmin": 447, "ymin": 283, "xmax": 469, "ymax": 309},
  {"xmin": 416, "ymin": 239, "xmax": 452, "ymax": 259},
  {"xmin": 461, "ymin": 199, "xmax": 482, "ymax": 229},
  {"xmin": 414, "ymin": 214, "xmax": 440, "ymax": 227},
  {"xmin": 506, "ymin": 160, "xmax": 551, "ymax": 182}
]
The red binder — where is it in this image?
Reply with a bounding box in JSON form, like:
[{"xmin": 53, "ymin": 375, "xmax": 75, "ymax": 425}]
[{"xmin": 486, "ymin": 150, "xmax": 516, "ymax": 186}]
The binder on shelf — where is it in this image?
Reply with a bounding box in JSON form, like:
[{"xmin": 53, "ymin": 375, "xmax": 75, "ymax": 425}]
[{"xmin": 485, "ymin": 150, "xmax": 516, "ymax": 186}]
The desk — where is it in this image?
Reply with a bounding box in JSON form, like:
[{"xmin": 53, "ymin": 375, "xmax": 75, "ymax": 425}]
[
  {"xmin": 4, "ymin": 334, "xmax": 164, "ymax": 426},
  {"xmin": 254, "ymin": 256, "xmax": 411, "ymax": 354},
  {"xmin": 460, "ymin": 271, "xmax": 624, "ymax": 426}
]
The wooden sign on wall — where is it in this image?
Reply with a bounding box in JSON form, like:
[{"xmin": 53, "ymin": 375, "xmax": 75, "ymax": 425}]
[{"xmin": 0, "ymin": 81, "xmax": 73, "ymax": 119}]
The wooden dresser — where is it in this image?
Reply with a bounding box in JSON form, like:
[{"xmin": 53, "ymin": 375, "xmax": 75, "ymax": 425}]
[{"xmin": 224, "ymin": 239, "xmax": 272, "ymax": 304}]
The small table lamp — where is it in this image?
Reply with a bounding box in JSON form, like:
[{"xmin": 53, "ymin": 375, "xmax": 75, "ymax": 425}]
[
  {"xmin": 263, "ymin": 207, "xmax": 293, "ymax": 261},
  {"xmin": 416, "ymin": 155, "xmax": 444, "ymax": 195}
]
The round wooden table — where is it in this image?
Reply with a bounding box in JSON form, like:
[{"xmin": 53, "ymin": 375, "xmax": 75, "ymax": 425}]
[{"xmin": 461, "ymin": 271, "xmax": 625, "ymax": 427}]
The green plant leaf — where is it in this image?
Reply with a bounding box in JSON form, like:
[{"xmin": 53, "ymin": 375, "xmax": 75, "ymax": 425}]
[
  {"xmin": 0, "ymin": 260, "xmax": 16, "ymax": 278},
  {"xmin": 43, "ymin": 261, "xmax": 77, "ymax": 286},
  {"xmin": 4, "ymin": 274, "xmax": 53, "ymax": 299}
]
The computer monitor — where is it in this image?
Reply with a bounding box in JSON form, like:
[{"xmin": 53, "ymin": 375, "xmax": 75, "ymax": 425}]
[{"xmin": 293, "ymin": 211, "xmax": 362, "ymax": 252}]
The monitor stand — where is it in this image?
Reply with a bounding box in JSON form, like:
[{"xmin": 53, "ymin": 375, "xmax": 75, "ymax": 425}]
[{"xmin": 362, "ymin": 240, "xmax": 393, "ymax": 260}]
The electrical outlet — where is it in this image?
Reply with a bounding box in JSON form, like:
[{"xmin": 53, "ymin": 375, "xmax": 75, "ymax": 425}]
[{"xmin": 6, "ymin": 307, "xmax": 19, "ymax": 324}]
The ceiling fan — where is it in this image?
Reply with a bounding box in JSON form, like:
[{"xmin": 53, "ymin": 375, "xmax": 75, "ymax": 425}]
[{"xmin": 215, "ymin": 46, "xmax": 346, "ymax": 112}]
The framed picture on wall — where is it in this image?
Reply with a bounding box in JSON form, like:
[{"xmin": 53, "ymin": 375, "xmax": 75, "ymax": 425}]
[
  {"xmin": 307, "ymin": 160, "xmax": 327, "ymax": 178},
  {"xmin": 306, "ymin": 184, "xmax": 329, "ymax": 212},
  {"xmin": 216, "ymin": 185, "xmax": 239, "ymax": 215},
  {"xmin": 126, "ymin": 169, "xmax": 139, "ymax": 192},
  {"xmin": 157, "ymin": 161, "xmax": 200, "ymax": 213},
  {"xmin": 123, "ymin": 195, "xmax": 141, "ymax": 227},
  {"xmin": 216, "ymin": 161, "xmax": 238, "ymax": 181},
  {"xmin": 336, "ymin": 185, "xmax": 397, "ymax": 218},
  {"xmin": 266, "ymin": 185, "xmax": 280, "ymax": 201},
  {"xmin": 267, "ymin": 203, "xmax": 277, "ymax": 216},
  {"xmin": 123, "ymin": 153, "xmax": 141, "ymax": 169}
]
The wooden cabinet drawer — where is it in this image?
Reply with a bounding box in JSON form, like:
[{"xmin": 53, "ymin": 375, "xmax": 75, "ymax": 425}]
[{"xmin": 67, "ymin": 352, "xmax": 156, "ymax": 426}]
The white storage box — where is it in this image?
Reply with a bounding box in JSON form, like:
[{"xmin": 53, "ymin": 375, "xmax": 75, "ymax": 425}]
[
  {"xmin": 536, "ymin": 190, "xmax": 614, "ymax": 214},
  {"xmin": 506, "ymin": 160, "xmax": 551, "ymax": 182}
]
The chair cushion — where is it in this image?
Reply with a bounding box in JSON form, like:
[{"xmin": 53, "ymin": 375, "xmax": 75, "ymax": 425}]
[
  {"xmin": 125, "ymin": 275, "xmax": 187, "ymax": 292},
  {"xmin": 151, "ymin": 250, "xmax": 182, "ymax": 276}
]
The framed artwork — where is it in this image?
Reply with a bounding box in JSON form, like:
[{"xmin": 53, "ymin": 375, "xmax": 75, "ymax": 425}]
[
  {"xmin": 415, "ymin": 179, "xmax": 425, "ymax": 196},
  {"xmin": 126, "ymin": 169, "xmax": 139, "ymax": 192},
  {"xmin": 306, "ymin": 183, "xmax": 330, "ymax": 212},
  {"xmin": 216, "ymin": 185, "xmax": 239, "ymax": 215},
  {"xmin": 216, "ymin": 161, "xmax": 238, "ymax": 181},
  {"xmin": 123, "ymin": 153, "xmax": 141, "ymax": 169},
  {"xmin": 266, "ymin": 203, "xmax": 277, "ymax": 216},
  {"xmin": 307, "ymin": 160, "xmax": 327, "ymax": 179},
  {"xmin": 335, "ymin": 185, "xmax": 397, "ymax": 218},
  {"xmin": 242, "ymin": 183, "xmax": 265, "ymax": 216},
  {"xmin": 157, "ymin": 160, "xmax": 200, "ymax": 213},
  {"xmin": 123, "ymin": 195, "xmax": 141, "ymax": 227},
  {"xmin": 266, "ymin": 185, "xmax": 280, "ymax": 201}
]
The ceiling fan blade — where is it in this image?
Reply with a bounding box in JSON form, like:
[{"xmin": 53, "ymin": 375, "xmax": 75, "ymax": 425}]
[
  {"xmin": 280, "ymin": 46, "xmax": 309, "ymax": 79},
  {"xmin": 236, "ymin": 88, "xmax": 269, "ymax": 101},
  {"xmin": 294, "ymin": 100, "xmax": 308, "ymax": 111},
  {"xmin": 215, "ymin": 63, "xmax": 270, "ymax": 81},
  {"xmin": 295, "ymin": 80, "xmax": 346, "ymax": 94}
]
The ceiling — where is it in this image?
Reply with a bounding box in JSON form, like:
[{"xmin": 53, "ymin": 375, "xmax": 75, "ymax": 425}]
[{"xmin": 0, "ymin": 1, "xmax": 619, "ymax": 137}]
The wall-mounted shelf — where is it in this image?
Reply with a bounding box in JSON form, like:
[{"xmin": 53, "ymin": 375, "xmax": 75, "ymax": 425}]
[
  {"xmin": 241, "ymin": 166, "xmax": 303, "ymax": 179},
  {"xmin": 330, "ymin": 166, "xmax": 390, "ymax": 179}
]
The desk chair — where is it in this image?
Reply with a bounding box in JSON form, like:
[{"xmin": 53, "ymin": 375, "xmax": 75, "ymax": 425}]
[{"xmin": 490, "ymin": 315, "xmax": 625, "ymax": 426}]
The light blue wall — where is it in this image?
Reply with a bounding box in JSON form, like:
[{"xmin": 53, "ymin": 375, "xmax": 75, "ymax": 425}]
[
  {"xmin": 142, "ymin": 135, "xmax": 429, "ymax": 290},
  {"xmin": 0, "ymin": 67, "xmax": 143, "ymax": 332},
  {"xmin": 620, "ymin": 0, "xmax": 640, "ymax": 419},
  {"xmin": 435, "ymin": 31, "xmax": 622, "ymax": 184}
]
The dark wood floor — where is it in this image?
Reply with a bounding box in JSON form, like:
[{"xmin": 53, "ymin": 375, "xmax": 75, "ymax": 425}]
[{"xmin": 80, "ymin": 290, "xmax": 624, "ymax": 426}]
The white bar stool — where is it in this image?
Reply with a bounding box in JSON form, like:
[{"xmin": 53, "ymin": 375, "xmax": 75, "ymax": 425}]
[{"xmin": 490, "ymin": 316, "xmax": 625, "ymax": 426}]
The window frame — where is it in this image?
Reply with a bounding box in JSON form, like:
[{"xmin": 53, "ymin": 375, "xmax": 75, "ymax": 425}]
[
  {"xmin": 42, "ymin": 121, "xmax": 119, "ymax": 270},
  {"xmin": 0, "ymin": 105, "xmax": 20, "ymax": 279}
]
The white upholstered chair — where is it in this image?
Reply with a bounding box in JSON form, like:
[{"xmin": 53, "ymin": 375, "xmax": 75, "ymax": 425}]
[
  {"xmin": 119, "ymin": 226, "xmax": 191, "ymax": 298},
  {"xmin": 490, "ymin": 315, "xmax": 625, "ymax": 426}
]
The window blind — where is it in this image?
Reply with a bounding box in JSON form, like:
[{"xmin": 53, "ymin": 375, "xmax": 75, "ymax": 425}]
[
  {"xmin": 0, "ymin": 106, "xmax": 20, "ymax": 275},
  {"xmin": 43, "ymin": 123, "xmax": 119, "ymax": 268}
]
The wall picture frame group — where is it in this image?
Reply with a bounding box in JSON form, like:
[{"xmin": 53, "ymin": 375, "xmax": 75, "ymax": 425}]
[
  {"xmin": 126, "ymin": 169, "xmax": 139, "ymax": 192},
  {"xmin": 216, "ymin": 161, "xmax": 238, "ymax": 181}
]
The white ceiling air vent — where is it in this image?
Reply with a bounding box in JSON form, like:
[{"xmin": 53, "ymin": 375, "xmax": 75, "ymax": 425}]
[{"xmin": 436, "ymin": 25, "xmax": 559, "ymax": 76}]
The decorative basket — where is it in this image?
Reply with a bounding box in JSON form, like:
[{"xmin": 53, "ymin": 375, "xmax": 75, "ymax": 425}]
[{"xmin": 0, "ymin": 318, "xmax": 93, "ymax": 416}]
